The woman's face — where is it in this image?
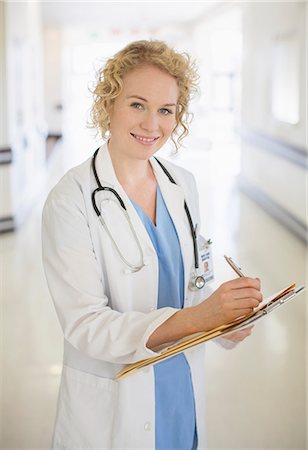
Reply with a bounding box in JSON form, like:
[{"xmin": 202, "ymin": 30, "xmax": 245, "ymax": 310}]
[{"xmin": 108, "ymin": 64, "xmax": 179, "ymax": 160}]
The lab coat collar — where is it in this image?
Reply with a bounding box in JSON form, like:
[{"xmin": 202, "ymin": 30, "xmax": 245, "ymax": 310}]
[{"xmin": 95, "ymin": 141, "xmax": 122, "ymax": 188}]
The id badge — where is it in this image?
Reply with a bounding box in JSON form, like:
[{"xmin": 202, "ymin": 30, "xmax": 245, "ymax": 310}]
[{"xmin": 198, "ymin": 236, "xmax": 214, "ymax": 285}]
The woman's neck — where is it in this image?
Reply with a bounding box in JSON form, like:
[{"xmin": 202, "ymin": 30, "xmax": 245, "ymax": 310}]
[{"xmin": 108, "ymin": 142, "xmax": 156, "ymax": 188}]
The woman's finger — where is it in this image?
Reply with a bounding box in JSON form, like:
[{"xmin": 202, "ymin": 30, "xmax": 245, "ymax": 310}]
[
  {"xmin": 232, "ymin": 288, "xmax": 263, "ymax": 302},
  {"xmin": 223, "ymin": 325, "xmax": 254, "ymax": 342},
  {"xmin": 232, "ymin": 298, "xmax": 261, "ymax": 310},
  {"xmin": 232, "ymin": 307, "xmax": 255, "ymax": 317},
  {"xmin": 223, "ymin": 277, "xmax": 261, "ymax": 291},
  {"xmin": 232, "ymin": 288, "xmax": 263, "ymax": 306}
]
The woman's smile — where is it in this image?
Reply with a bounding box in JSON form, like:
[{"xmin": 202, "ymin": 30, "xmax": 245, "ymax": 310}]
[{"xmin": 130, "ymin": 133, "xmax": 160, "ymax": 145}]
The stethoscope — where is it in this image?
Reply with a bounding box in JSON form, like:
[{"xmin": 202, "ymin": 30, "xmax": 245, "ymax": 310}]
[{"xmin": 91, "ymin": 147, "xmax": 206, "ymax": 290}]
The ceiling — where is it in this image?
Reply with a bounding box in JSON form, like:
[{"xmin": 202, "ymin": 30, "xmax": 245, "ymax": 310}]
[{"xmin": 40, "ymin": 1, "xmax": 220, "ymax": 28}]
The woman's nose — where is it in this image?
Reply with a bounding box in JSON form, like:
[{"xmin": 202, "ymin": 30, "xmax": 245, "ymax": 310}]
[{"xmin": 140, "ymin": 112, "xmax": 159, "ymax": 132}]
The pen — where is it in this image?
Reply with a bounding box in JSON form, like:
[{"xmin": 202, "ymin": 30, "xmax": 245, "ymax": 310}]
[{"xmin": 224, "ymin": 255, "xmax": 245, "ymax": 277}]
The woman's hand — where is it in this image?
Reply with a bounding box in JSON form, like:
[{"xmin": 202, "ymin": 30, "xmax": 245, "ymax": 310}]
[
  {"xmin": 146, "ymin": 278, "xmax": 262, "ymax": 351},
  {"xmin": 191, "ymin": 277, "xmax": 262, "ymax": 333},
  {"xmin": 222, "ymin": 324, "xmax": 254, "ymax": 343}
]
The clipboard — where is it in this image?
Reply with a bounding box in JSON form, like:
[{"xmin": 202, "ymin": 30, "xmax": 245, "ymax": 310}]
[{"xmin": 115, "ymin": 257, "xmax": 305, "ymax": 381}]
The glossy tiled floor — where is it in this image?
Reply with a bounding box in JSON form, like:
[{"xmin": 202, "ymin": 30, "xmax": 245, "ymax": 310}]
[{"xmin": 1, "ymin": 135, "xmax": 307, "ymax": 449}]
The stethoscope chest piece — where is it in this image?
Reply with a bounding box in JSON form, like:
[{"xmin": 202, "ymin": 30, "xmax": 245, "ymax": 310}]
[{"xmin": 189, "ymin": 274, "xmax": 206, "ymax": 291}]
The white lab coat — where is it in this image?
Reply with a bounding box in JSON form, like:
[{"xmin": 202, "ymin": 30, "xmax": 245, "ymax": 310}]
[{"xmin": 42, "ymin": 142, "xmax": 212, "ymax": 449}]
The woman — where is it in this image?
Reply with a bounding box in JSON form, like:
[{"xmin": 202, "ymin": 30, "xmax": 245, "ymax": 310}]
[{"xmin": 42, "ymin": 40, "xmax": 262, "ymax": 450}]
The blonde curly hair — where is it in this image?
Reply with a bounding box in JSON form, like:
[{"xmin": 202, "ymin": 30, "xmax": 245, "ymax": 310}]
[{"xmin": 89, "ymin": 39, "xmax": 199, "ymax": 151}]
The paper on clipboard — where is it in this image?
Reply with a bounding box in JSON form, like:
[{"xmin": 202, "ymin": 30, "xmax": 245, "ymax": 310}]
[{"xmin": 115, "ymin": 284, "xmax": 305, "ymax": 381}]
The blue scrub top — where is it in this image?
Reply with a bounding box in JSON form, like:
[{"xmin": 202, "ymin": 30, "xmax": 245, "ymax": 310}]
[{"xmin": 130, "ymin": 185, "xmax": 198, "ymax": 450}]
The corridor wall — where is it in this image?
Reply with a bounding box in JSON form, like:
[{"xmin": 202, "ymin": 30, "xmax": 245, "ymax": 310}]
[
  {"xmin": 0, "ymin": 2, "xmax": 46, "ymax": 232},
  {"xmin": 240, "ymin": 2, "xmax": 307, "ymax": 243}
]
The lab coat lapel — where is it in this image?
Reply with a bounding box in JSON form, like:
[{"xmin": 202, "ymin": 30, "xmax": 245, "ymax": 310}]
[
  {"xmin": 94, "ymin": 143, "xmax": 156, "ymax": 259},
  {"xmin": 150, "ymin": 157, "xmax": 193, "ymax": 295}
]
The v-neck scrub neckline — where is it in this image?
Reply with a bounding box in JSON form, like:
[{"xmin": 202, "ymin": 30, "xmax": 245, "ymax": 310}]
[
  {"xmin": 129, "ymin": 185, "xmax": 159, "ymax": 229},
  {"xmin": 130, "ymin": 184, "xmax": 198, "ymax": 450}
]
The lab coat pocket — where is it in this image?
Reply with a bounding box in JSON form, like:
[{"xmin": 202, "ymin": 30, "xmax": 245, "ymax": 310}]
[{"xmin": 52, "ymin": 365, "xmax": 118, "ymax": 450}]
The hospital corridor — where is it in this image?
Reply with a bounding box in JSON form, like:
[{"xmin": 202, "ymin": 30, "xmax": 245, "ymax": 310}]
[{"xmin": 0, "ymin": 1, "xmax": 307, "ymax": 449}]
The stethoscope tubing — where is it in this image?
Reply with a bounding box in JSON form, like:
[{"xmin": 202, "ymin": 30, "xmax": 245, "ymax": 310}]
[
  {"xmin": 153, "ymin": 157, "xmax": 199, "ymax": 271},
  {"xmin": 91, "ymin": 147, "xmax": 199, "ymax": 273},
  {"xmin": 98, "ymin": 202, "xmax": 145, "ymax": 272}
]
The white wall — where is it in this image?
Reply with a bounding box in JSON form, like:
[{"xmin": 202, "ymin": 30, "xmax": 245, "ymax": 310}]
[
  {"xmin": 242, "ymin": 2, "xmax": 306, "ymax": 148},
  {"xmin": 0, "ymin": 1, "xmax": 47, "ymax": 231},
  {"xmin": 240, "ymin": 1, "xmax": 307, "ymax": 237},
  {"xmin": 0, "ymin": 1, "xmax": 8, "ymax": 147},
  {"xmin": 43, "ymin": 26, "xmax": 62, "ymax": 136}
]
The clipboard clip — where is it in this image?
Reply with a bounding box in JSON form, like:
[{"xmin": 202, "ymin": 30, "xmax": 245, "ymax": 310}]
[{"xmin": 260, "ymin": 285, "xmax": 305, "ymax": 315}]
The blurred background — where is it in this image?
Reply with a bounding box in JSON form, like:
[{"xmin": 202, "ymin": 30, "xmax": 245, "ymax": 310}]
[{"xmin": 0, "ymin": 0, "xmax": 307, "ymax": 448}]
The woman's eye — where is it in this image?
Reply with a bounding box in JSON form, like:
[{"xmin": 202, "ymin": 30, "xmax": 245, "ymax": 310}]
[
  {"xmin": 131, "ymin": 102, "xmax": 143, "ymax": 110},
  {"xmin": 160, "ymin": 108, "xmax": 173, "ymax": 115},
  {"xmin": 130, "ymin": 103, "xmax": 174, "ymax": 115}
]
